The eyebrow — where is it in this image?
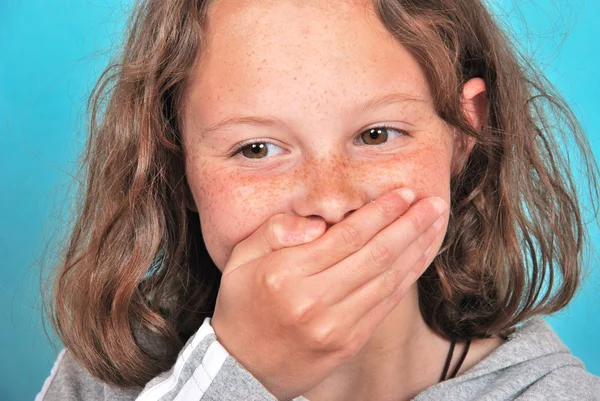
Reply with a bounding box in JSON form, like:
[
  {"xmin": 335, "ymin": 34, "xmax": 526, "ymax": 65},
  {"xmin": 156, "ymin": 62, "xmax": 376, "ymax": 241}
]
[{"xmin": 200, "ymin": 92, "xmax": 426, "ymax": 135}]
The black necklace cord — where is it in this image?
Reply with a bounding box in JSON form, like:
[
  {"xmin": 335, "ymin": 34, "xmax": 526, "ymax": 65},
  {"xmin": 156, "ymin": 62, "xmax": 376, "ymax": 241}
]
[
  {"xmin": 439, "ymin": 340, "xmax": 456, "ymax": 383},
  {"xmin": 439, "ymin": 339, "xmax": 471, "ymax": 383},
  {"xmin": 449, "ymin": 339, "xmax": 471, "ymax": 379}
]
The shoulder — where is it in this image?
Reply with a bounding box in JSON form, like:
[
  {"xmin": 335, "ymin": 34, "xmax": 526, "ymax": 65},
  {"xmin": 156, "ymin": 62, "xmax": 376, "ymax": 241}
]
[
  {"xmin": 37, "ymin": 318, "xmax": 278, "ymax": 401},
  {"xmin": 477, "ymin": 317, "xmax": 600, "ymax": 400},
  {"xmin": 415, "ymin": 317, "xmax": 600, "ymax": 401},
  {"xmin": 36, "ymin": 349, "xmax": 142, "ymax": 401},
  {"xmin": 136, "ymin": 317, "xmax": 278, "ymax": 401},
  {"xmin": 519, "ymin": 364, "xmax": 600, "ymax": 400}
]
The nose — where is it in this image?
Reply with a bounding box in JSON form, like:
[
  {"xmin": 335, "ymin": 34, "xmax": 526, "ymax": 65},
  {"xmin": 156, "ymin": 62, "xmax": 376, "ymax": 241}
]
[{"xmin": 290, "ymin": 156, "xmax": 368, "ymax": 226}]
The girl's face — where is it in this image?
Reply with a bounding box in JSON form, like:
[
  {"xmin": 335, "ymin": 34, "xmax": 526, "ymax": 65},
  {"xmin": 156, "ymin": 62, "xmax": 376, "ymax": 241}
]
[{"xmin": 183, "ymin": 0, "xmax": 459, "ymax": 269}]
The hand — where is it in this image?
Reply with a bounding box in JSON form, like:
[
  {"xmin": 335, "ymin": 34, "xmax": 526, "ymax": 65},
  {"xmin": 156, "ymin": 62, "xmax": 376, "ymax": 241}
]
[{"xmin": 210, "ymin": 188, "xmax": 447, "ymax": 400}]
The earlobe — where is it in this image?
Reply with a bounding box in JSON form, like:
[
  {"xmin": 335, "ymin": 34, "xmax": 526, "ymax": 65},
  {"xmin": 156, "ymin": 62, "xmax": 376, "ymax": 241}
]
[
  {"xmin": 184, "ymin": 181, "xmax": 199, "ymax": 213},
  {"xmin": 451, "ymin": 132, "xmax": 476, "ymax": 177},
  {"xmin": 187, "ymin": 201, "xmax": 199, "ymax": 213}
]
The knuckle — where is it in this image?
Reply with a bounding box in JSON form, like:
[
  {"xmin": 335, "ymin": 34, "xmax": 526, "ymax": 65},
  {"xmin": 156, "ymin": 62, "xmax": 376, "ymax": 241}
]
[
  {"xmin": 406, "ymin": 212, "xmax": 425, "ymax": 232},
  {"xmin": 265, "ymin": 216, "xmax": 285, "ymax": 248},
  {"xmin": 415, "ymin": 230, "xmax": 430, "ymax": 248},
  {"xmin": 263, "ymin": 269, "xmax": 288, "ymax": 293},
  {"xmin": 311, "ymin": 324, "xmax": 341, "ymax": 349},
  {"xmin": 389, "ymin": 285, "xmax": 406, "ymax": 304},
  {"xmin": 338, "ymin": 224, "xmax": 363, "ymax": 249},
  {"xmin": 338, "ymin": 339, "xmax": 359, "ymax": 361},
  {"xmin": 382, "ymin": 268, "xmax": 402, "ymax": 293},
  {"xmin": 289, "ymin": 297, "xmax": 320, "ymax": 326},
  {"xmin": 373, "ymin": 198, "xmax": 395, "ymax": 218},
  {"xmin": 369, "ymin": 243, "xmax": 393, "ymax": 269},
  {"xmin": 333, "ymin": 331, "xmax": 364, "ymax": 362}
]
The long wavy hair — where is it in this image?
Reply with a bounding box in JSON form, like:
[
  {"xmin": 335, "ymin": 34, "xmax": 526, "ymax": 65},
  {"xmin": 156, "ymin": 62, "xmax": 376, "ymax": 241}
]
[{"xmin": 47, "ymin": 0, "xmax": 599, "ymax": 387}]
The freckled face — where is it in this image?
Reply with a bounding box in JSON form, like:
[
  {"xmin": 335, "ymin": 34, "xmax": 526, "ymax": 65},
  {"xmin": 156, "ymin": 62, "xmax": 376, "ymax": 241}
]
[{"xmin": 182, "ymin": 0, "xmax": 456, "ymax": 269}]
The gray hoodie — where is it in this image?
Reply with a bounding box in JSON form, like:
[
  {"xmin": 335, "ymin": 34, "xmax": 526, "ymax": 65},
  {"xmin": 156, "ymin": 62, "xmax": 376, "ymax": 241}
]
[{"xmin": 36, "ymin": 317, "xmax": 600, "ymax": 400}]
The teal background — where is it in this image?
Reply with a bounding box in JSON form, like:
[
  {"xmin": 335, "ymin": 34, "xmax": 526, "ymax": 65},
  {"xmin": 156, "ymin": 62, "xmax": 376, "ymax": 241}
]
[{"xmin": 1, "ymin": 1, "xmax": 598, "ymax": 400}]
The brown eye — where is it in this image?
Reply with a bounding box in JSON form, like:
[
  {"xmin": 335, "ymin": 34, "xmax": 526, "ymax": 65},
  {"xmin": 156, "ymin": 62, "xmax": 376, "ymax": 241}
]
[
  {"xmin": 361, "ymin": 128, "xmax": 389, "ymax": 145},
  {"xmin": 359, "ymin": 127, "xmax": 405, "ymax": 145},
  {"xmin": 236, "ymin": 141, "xmax": 285, "ymax": 159},
  {"xmin": 241, "ymin": 143, "xmax": 268, "ymax": 158}
]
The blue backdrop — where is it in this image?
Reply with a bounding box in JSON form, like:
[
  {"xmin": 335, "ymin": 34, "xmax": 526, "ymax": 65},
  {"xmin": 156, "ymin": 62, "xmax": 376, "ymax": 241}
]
[{"xmin": 1, "ymin": 1, "xmax": 598, "ymax": 400}]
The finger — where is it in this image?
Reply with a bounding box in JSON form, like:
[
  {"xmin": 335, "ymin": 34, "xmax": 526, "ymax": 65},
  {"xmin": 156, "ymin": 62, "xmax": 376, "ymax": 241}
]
[
  {"xmin": 225, "ymin": 214, "xmax": 326, "ymax": 273},
  {"xmin": 287, "ymin": 187, "xmax": 417, "ymax": 276},
  {"xmin": 338, "ymin": 246, "xmax": 435, "ymax": 360},
  {"xmin": 323, "ymin": 216, "xmax": 442, "ymax": 324},
  {"xmin": 309, "ymin": 197, "xmax": 446, "ymax": 304}
]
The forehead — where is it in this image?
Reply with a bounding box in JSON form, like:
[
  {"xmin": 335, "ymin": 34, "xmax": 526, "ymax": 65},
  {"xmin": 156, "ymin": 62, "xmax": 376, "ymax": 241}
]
[
  {"xmin": 208, "ymin": 0, "xmax": 375, "ymax": 28},
  {"xmin": 187, "ymin": 0, "xmax": 432, "ymax": 123}
]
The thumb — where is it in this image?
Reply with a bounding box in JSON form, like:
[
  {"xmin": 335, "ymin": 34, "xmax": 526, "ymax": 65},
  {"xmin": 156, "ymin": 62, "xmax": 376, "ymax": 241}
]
[{"xmin": 225, "ymin": 214, "xmax": 325, "ymax": 273}]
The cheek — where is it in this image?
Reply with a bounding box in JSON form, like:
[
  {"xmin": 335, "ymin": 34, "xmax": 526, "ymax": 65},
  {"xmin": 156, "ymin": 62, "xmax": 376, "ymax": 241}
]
[
  {"xmin": 377, "ymin": 149, "xmax": 453, "ymax": 259},
  {"xmin": 371, "ymin": 148, "xmax": 453, "ymax": 203},
  {"xmin": 190, "ymin": 164, "xmax": 287, "ymax": 269}
]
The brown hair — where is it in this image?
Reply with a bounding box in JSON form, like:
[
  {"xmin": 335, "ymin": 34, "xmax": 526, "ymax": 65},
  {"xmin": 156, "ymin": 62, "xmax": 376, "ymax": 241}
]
[{"xmin": 47, "ymin": 0, "xmax": 599, "ymax": 388}]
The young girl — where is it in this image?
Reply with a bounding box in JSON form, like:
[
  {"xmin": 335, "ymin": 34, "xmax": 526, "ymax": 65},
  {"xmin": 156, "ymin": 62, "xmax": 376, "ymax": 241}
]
[{"xmin": 37, "ymin": 0, "xmax": 599, "ymax": 400}]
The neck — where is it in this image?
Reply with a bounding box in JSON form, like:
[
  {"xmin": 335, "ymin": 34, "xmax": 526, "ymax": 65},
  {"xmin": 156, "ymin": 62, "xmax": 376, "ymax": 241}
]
[{"xmin": 303, "ymin": 285, "xmax": 501, "ymax": 401}]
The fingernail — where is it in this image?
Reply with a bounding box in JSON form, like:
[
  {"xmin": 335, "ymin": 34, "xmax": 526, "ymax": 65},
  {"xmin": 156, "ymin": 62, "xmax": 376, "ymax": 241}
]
[
  {"xmin": 304, "ymin": 218, "xmax": 325, "ymax": 239},
  {"xmin": 430, "ymin": 197, "xmax": 447, "ymax": 214},
  {"xmin": 396, "ymin": 188, "xmax": 416, "ymax": 204}
]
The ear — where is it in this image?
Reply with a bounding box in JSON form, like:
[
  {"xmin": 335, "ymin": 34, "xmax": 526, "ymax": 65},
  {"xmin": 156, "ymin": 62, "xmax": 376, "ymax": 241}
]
[
  {"xmin": 452, "ymin": 77, "xmax": 487, "ymax": 175},
  {"xmin": 461, "ymin": 77, "xmax": 487, "ymax": 130}
]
